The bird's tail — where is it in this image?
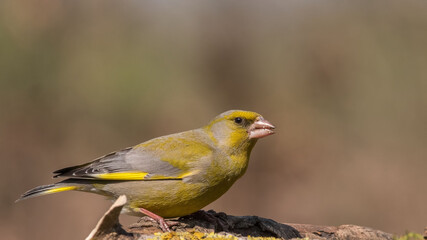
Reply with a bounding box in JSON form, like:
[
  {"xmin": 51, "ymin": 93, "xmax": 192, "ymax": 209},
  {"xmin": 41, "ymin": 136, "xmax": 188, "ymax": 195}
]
[{"xmin": 16, "ymin": 183, "xmax": 82, "ymax": 202}]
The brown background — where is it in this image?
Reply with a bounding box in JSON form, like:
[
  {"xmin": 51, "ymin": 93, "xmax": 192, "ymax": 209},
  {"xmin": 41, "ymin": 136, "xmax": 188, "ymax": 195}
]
[{"xmin": 1, "ymin": 1, "xmax": 426, "ymax": 239}]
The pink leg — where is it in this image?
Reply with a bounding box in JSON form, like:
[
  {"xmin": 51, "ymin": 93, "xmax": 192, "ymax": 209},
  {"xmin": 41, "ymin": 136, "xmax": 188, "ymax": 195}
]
[{"xmin": 139, "ymin": 208, "xmax": 170, "ymax": 232}]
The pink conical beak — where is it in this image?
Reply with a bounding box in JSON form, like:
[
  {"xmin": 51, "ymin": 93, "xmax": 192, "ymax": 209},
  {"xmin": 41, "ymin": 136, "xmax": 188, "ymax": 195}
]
[{"xmin": 248, "ymin": 117, "xmax": 275, "ymax": 139}]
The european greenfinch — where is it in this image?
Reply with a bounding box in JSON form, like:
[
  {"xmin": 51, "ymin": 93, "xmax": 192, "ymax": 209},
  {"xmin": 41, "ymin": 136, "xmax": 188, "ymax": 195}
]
[{"xmin": 17, "ymin": 110, "xmax": 275, "ymax": 231}]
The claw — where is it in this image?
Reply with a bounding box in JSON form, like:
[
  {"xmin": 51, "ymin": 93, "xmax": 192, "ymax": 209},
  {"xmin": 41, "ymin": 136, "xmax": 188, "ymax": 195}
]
[
  {"xmin": 139, "ymin": 208, "xmax": 171, "ymax": 232},
  {"xmin": 158, "ymin": 218, "xmax": 170, "ymax": 232}
]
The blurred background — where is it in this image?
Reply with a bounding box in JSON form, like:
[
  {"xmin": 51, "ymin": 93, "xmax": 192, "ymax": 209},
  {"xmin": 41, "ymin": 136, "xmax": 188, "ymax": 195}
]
[{"xmin": 1, "ymin": 1, "xmax": 426, "ymax": 239}]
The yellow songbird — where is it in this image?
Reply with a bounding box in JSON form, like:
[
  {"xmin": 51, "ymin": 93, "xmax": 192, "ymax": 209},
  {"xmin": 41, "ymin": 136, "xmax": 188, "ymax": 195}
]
[{"xmin": 17, "ymin": 110, "xmax": 275, "ymax": 231}]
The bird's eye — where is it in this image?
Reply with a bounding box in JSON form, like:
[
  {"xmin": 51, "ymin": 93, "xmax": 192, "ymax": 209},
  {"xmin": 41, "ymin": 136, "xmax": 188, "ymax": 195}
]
[{"xmin": 234, "ymin": 117, "xmax": 243, "ymax": 124}]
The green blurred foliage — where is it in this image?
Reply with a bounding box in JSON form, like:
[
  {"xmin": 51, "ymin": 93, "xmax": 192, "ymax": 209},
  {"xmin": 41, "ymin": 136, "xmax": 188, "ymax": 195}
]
[
  {"xmin": 394, "ymin": 232, "xmax": 424, "ymax": 240},
  {"xmin": 1, "ymin": 1, "xmax": 426, "ymax": 240}
]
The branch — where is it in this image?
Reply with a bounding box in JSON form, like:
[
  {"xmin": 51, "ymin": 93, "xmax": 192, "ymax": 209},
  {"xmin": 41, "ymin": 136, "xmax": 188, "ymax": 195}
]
[{"xmin": 85, "ymin": 195, "xmax": 399, "ymax": 240}]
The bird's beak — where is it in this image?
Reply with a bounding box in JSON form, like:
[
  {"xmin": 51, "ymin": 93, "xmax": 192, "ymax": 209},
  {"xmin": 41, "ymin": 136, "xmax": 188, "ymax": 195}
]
[{"xmin": 248, "ymin": 117, "xmax": 275, "ymax": 139}]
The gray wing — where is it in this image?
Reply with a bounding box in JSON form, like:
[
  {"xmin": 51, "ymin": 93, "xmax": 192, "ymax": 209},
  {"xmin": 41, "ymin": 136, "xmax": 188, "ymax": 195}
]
[
  {"xmin": 53, "ymin": 147, "xmax": 183, "ymax": 180},
  {"xmin": 53, "ymin": 130, "xmax": 213, "ymax": 181}
]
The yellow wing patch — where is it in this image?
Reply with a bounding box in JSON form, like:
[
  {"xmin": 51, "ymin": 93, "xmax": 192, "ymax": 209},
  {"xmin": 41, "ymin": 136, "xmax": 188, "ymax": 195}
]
[
  {"xmin": 94, "ymin": 171, "xmax": 196, "ymax": 181},
  {"xmin": 95, "ymin": 172, "xmax": 149, "ymax": 180},
  {"xmin": 178, "ymin": 169, "xmax": 200, "ymax": 178}
]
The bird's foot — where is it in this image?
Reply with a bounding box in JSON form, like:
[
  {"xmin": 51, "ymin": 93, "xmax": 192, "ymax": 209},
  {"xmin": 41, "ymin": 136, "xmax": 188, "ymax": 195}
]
[{"xmin": 138, "ymin": 207, "xmax": 174, "ymax": 232}]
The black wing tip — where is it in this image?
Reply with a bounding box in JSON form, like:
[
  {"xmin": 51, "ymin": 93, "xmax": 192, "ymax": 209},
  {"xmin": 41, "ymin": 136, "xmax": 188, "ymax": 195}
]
[
  {"xmin": 51, "ymin": 147, "xmax": 133, "ymax": 179},
  {"xmin": 52, "ymin": 164, "xmax": 87, "ymax": 178},
  {"xmin": 53, "ymin": 166, "xmax": 75, "ymax": 174}
]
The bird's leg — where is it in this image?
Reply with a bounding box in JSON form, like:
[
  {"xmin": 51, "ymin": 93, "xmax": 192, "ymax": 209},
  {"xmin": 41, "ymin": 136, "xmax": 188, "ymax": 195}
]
[{"xmin": 139, "ymin": 208, "xmax": 171, "ymax": 232}]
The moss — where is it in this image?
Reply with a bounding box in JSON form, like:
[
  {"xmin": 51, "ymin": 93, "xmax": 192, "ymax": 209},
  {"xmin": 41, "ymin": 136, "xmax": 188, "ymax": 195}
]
[
  {"xmin": 393, "ymin": 232, "xmax": 424, "ymax": 240},
  {"xmin": 147, "ymin": 231, "xmax": 283, "ymax": 240}
]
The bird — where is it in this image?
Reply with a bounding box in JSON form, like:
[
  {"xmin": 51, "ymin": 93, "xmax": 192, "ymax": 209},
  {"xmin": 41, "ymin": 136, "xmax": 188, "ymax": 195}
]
[{"xmin": 17, "ymin": 110, "xmax": 275, "ymax": 231}]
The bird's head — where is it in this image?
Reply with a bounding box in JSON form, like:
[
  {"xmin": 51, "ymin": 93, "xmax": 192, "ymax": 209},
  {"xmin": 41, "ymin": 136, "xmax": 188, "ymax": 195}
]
[{"xmin": 204, "ymin": 110, "xmax": 275, "ymax": 152}]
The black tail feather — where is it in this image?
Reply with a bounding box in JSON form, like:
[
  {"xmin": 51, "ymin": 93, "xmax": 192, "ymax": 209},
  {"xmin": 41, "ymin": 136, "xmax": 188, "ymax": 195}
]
[{"xmin": 16, "ymin": 183, "xmax": 78, "ymax": 202}]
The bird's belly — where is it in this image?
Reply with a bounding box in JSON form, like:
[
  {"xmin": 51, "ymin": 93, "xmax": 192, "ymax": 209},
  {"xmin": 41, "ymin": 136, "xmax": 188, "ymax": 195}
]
[{"xmin": 100, "ymin": 179, "xmax": 234, "ymax": 218}]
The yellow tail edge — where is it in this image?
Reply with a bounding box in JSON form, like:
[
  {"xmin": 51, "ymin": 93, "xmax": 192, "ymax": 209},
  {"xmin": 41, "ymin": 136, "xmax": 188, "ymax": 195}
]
[{"xmin": 16, "ymin": 184, "xmax": 79, "ymax": 202}]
